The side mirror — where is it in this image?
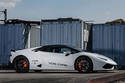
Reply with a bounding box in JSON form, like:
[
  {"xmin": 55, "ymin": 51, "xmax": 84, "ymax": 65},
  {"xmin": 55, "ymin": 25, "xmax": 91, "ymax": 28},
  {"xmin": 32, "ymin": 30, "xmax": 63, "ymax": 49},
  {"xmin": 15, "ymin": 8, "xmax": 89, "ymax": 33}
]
[{"xmin": 63, "ymin": 51, "xmax": 71, "ymax": 56}]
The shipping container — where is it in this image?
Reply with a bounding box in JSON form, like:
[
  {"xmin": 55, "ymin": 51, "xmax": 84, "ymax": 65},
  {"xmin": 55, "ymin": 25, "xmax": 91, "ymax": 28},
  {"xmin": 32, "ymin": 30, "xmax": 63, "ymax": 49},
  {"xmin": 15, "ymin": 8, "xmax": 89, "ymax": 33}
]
[
  {"xmin": 27, "ymin": 25, "xmax": 40, "ymax": 48},
  {"xmin": 92, "ymin": 23, "xmax": 125, "ymax": 68},
  {"xmin": 0, "ymin": 24, "xmax": 29, "ymax": 65},
  {"xmin": 6, "ymin": 19, "xmax": 41, "ymax": 49},
  {"xmin": 40, "ymin": 18, "xmax": 90, "ymax": 50}
]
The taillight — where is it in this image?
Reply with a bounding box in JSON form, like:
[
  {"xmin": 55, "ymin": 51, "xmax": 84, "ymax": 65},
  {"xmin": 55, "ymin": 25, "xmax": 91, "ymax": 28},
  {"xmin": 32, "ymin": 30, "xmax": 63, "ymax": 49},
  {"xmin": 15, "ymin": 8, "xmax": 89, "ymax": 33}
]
[{"xmin": 11, "ymin": 49, "xmax": 15, "ymax": 52}]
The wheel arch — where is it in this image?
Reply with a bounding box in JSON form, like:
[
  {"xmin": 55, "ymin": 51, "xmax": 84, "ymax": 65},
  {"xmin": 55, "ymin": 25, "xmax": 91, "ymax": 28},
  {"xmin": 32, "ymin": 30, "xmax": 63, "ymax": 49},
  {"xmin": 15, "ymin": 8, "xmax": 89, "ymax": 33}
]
[
  {"xmin": 12, "ymin": 55, "xmax": 29, "ymax": 65},
  {"xmin": 74, "ymin": 55, "xmax": 93, "ymax": 70}
]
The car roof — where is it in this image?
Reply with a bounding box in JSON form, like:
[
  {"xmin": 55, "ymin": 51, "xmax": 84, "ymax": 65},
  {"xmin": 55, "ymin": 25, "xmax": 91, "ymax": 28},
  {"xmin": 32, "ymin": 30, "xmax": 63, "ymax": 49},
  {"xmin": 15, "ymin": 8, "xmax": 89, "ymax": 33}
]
[
  {"xmin": 42, "ymin": 44, "xmax": 82, "ymax": 51},
  {"xmin": 42, "ymin": 44, "xmax": 68, "ymax": 48}
]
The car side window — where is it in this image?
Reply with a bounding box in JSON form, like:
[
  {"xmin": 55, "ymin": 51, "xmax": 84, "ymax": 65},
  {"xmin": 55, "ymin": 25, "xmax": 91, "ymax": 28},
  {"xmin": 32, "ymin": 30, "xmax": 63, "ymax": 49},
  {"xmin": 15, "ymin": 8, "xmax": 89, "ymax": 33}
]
[
  {"xmin": 35, "ymin": 46, "xmax": 61, "ymax": 53},
  {"xmin": 60, "ymin": 48, "xmax": 71, "ymax": 53},
  {"xmin": 61, "ymin": 47, "xmax": 79, "ymax": 54},
  {"xmin": 51, "ymin": 47, "xmax": 61, "ymax": 53},
  {"xmin": 34, "ymin": 46, "xmax": 80, "ymax": 54},
  {"xmin": 41, "ymin": 47, "xmax": 52, "ymax": 52},
  {"xmin": 34, "ymin": 46, "xmax": 52, "ymax": 52}
]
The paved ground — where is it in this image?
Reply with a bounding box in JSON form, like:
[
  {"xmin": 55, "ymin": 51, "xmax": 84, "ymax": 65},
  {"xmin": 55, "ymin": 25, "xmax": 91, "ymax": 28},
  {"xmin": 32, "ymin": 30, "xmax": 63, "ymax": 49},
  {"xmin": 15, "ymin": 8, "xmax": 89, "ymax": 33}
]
[
  {"xmin": 110, "ymin": 80, "xmax": 125, "ymax": 83},
  {"xmin": 0, "ymin": 70, "xmax": 124, "ymax": 83}
]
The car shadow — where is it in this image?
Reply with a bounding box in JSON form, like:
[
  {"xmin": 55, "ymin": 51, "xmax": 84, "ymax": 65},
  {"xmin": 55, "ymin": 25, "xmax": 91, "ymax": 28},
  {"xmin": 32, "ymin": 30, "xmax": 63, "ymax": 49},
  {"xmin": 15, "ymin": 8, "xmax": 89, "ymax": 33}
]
[
  {"xmin": 37, "ymin": 71, "xmax": 116, "ymax": 74},
  {"xmin": 0, "ymin": 70, "xmax": 117, "ymax": 74}
]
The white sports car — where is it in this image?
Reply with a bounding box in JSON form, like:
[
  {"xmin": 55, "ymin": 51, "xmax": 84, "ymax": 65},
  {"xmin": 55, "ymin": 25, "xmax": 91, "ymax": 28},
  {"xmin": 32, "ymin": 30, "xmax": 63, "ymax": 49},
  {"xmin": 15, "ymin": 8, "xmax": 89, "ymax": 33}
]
[{"xmin": 10, "ymin": 45, "xmax": 117, "ymax": 73}]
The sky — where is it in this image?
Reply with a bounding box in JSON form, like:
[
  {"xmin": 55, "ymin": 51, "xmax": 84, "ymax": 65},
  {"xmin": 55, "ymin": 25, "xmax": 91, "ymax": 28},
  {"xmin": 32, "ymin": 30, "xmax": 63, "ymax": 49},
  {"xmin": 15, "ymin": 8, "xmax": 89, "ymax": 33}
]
[{"xmin": 0, "ymin": 0, "xmax": 125, "ymax": 23}]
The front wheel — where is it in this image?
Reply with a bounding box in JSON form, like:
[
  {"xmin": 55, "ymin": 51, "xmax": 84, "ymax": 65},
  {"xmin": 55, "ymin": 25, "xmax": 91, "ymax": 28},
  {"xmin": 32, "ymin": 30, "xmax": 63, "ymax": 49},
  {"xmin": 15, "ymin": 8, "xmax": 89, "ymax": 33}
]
[
  {"xmin": 14, "ymin": 56, "xmax": 29, "ymax": 73},
  {"xmin": 75, "ymin": 56, "xmax": 93, "ymax": 73}
]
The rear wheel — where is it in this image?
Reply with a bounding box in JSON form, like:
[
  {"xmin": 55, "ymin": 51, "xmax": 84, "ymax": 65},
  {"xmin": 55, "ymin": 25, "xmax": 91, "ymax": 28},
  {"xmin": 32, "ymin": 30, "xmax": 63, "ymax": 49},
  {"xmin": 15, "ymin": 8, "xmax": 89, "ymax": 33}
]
[
  {"xmin": 75, "ymin": 56, "xmax": 93, "ymax": 73},
  {"xmin": 14, "ymin": 56, "xmax": 29, "ymax": 73}
]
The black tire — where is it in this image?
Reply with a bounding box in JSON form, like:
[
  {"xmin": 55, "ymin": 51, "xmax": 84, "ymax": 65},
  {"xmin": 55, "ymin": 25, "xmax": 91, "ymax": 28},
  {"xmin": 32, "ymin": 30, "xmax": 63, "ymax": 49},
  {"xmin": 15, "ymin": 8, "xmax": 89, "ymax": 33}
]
[
  {"xmin": 34, "ymin": 70, "xmax": 41, "ymax": 73},
  {"xmin": 75, "ymin": 56, "xmax": 93, "ymax": 73},
  {"xmin": 14, "ymin": 56, "xmax": 29, "ymax": 73}
]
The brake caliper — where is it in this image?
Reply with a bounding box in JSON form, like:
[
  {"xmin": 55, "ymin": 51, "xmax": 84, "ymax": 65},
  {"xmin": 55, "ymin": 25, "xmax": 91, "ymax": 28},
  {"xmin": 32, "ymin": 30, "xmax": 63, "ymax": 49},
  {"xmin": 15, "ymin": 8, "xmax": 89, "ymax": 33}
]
[
  {"xmin": 78, "ymin": 60, "xmax": 82, "ymax": 70},
  {"xmin": 23, "ymin": 61, "xmax": 27, "ymax": 68}
]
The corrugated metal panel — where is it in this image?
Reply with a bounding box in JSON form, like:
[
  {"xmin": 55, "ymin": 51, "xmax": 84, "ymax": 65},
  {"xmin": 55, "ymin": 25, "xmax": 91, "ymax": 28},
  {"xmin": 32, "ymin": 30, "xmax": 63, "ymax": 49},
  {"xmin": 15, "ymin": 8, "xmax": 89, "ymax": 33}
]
[
  {"xmin": 40, "ymin": 21, "xmax": 84, "ymax": 49},
  {"xmin": 92, "ymin": 24, "xmax": 125, "ymax": 68},
  {"xmin": 30, "ymin": 26, "xmax": 40, "ymax": 48},
  {"xmin": 0, "ymin": 24, "xmax": 25, "ymax": 65}
]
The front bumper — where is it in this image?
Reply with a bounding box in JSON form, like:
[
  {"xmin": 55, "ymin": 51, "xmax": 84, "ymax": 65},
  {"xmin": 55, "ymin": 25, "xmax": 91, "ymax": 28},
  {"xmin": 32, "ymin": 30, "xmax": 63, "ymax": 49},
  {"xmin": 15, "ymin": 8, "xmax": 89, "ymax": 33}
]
[
  {"xmin": 103, "ymin": 63, "xmax": 117, "ymax": 70},
  {"xmin": 92, "ymin": 58, "xmax": 117, "ymax": 71}
]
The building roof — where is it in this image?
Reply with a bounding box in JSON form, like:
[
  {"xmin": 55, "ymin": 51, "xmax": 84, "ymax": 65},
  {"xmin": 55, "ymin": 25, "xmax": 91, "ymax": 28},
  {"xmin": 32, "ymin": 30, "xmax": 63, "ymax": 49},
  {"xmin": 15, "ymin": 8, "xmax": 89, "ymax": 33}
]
[
  {"xmin": 42, "ymin": 18, "xmax": 82, "ymax": 22},
  {"xmin": 6, "ymin": 19, "xmax": 40, "ymax": 25}
]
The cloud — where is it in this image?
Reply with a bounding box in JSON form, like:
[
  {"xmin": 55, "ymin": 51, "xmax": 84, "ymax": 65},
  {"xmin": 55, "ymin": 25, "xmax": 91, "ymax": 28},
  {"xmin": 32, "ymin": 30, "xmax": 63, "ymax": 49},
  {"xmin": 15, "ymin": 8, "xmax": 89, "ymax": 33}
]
[{"xmin": 0, "ymin": 0, "xmax": 22, "ymax": 8}]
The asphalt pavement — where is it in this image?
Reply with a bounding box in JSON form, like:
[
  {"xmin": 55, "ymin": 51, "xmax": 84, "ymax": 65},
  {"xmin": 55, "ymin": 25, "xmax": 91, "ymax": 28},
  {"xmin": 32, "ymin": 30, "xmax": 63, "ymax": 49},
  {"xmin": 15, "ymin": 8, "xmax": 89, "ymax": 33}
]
[{"xmin": 0, "ymin": 70, "xmax": 124, "ymax": 83}]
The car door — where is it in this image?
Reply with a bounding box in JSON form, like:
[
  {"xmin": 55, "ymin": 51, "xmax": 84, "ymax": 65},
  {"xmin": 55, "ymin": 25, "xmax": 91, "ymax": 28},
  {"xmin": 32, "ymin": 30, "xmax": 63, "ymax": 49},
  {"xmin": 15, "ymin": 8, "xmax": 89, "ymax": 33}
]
[
  {"xmin": 33, "ymin": 46, "xmax": 57, "ymax": 69},
  {"xmin": 47, "ymin": 46, "xmax": 76, "ymax": 70},
  {"xmin": 34, "ymin": 45, "xmax": 79, "ymax": 70}
]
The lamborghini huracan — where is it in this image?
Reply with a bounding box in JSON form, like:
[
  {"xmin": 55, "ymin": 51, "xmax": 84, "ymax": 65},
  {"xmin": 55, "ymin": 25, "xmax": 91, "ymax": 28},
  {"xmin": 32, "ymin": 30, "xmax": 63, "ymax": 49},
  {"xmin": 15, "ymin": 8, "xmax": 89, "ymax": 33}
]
[{"xmin": 10, "ymin": 45, "xmax": 117, "ymax": 73}]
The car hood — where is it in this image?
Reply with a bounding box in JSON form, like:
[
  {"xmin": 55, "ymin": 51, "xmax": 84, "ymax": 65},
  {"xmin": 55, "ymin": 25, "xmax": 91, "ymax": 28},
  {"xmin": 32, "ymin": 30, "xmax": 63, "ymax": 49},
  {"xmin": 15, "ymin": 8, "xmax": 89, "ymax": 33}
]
[
  {"xmin": 78, "ymin": 51, "xmax": 104, "ymax": 57},
  {"xmin": 78, "ymin": 51, "xmax": 117, "ymax": 65}
]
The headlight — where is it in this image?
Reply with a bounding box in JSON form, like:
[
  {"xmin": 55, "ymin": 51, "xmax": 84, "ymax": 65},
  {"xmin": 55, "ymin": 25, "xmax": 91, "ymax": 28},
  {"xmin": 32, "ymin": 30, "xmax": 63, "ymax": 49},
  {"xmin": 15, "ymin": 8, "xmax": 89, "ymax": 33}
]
[{"xmin": 97, "ymin": 57, "xmax": 108, "ymax": 61}]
